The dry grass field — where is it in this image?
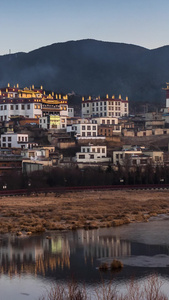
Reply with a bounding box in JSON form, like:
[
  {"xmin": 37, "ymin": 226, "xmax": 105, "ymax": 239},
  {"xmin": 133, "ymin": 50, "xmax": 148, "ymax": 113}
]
[{"xmin": 0, "ymin": 189, "xmax": 169, "ymax": 234}]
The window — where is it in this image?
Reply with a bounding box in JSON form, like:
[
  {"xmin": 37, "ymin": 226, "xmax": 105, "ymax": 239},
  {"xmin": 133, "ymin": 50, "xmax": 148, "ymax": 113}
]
[
  {"xmin": 2, "ymin": 137, "xmax": 6, "ymax": 141},
  {"xmin": 87, "ymin": 126, "xmax": 91, "ymax": 130},
  {"xmin": 22, "ymin": 137, "xmax": 24, "ymax": 141},
  {"xmin": 2, "ymin": 143, "xmax": 6, "ymax": 147},
  {"xmin": 92, "ymin": 126, "xmax": 96, "ymax": 130},
  {"xmin": 92, "ymin": 148, "xmax": 95, "ymax": 152},
  {"xmin": 8, "ymin": 143, "xmax": 11, "ymax": 148},
  {"xmin": 82, "ymin": 132, "xmax": 85, "ymax": 136},
  {"xmin": 82, "ymin": 148, "xmax": 85, "ymax": 152},
  {"xmin": 8, "ymin": 137, "xmax": 11, "ymax": 141},
  {"xmin": 87, "ymin": 148, "xmax": 90, "ymax": 152},
  {"xmin": 104, "ymin": 102, "xmax": 106, "ymax": 105},
  {"xmin": 90, "ymin": 154, "xmax": 94, "ymax": 159},
  {"xmin": 1, "ymin": 106, "xmax": 3, "ymax": 110},
  {"xmin": 83, "ymin": 103, "xmax": 85, "ymax": 107},
  {"xmin": 21, "ymin": 104, "xmax": 25, "ymax": 110},
  {"xmin": 10, "ymin": 105, "xmax": 13, "ymax": 110},
  {"xmin": 0, "ymin": 116, "xmax": 3, "ymax": 121},
  {"xmin": 25, "ymin": 137, "xmax": 28, "ymax": 142},
  {"xmin": 16, "ymin": 105, "xmax": 18, "ymax": 110},
  {"xmin": 102, "ymin": 148, "xmax": 105, "ymax": 153},
  {"xmin": 87, "ymin": 103, "xmax": 89, "ymax": 107},
  {"xmin": 87, "ymin": 132, "xmax": 91, "ymax": 136},
  {"xmin": 79, "ymin": 154, "xmax": 85, "ymax": 159},
  {"xmin": 97, "ymin": 148, "xmax": 100, "ymax": 153},
  {"xmin": 4, "ymin": 105, "xmax": 7, "ymax": 110},
  {"xmin": 18, "ymin": 137, "xmax": 21, "ymax": 142},
  {"xmin": 82, "ymin": 125, "xmax": 85, "ymax": 130},
  {"xmin": 27, "ymin": 104, "xmax": 30, "ymax": 109}
]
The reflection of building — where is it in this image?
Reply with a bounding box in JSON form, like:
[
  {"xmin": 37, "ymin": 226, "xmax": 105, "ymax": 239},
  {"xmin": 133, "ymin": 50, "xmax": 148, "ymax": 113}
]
[
  {"xmin": 0, "ymin": 235, "xmax": 71, "ymax": 277},
  {"xmin": 77, "ymin": 229, "xmax": 131, "ymax": 258}
]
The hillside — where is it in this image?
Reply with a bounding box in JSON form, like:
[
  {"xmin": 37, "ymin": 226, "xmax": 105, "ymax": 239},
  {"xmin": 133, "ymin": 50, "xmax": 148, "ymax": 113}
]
[{"xmin": 0, "ymin": 39, "xmax": 168, "ymax": 105}]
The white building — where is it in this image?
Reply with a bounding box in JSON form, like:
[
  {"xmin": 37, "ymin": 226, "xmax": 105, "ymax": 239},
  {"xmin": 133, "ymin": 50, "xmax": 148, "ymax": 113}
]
[
  {"xmin": 1, "ymin": 133, "xmax": 29, "ymax": 148},
  {"xmin": 39, "ymin": 115, "xmax": 67, "ymax": 130},
  {"xmin": 0, "ymin": 101, "xmax": 42, "ymax": 121},
  {"xmin": 91, "ymin": 117, "xmax": 119, "ymax": 125},
  {"xmin": 0, "ymin": 84, "xmax": 69, "ymax": 121},
  {"xmin": 76, "ymin": 145, "xmax": 111, "ymax": 163},
  {"xmin": 67, "ymin": 123, "xmax": 98, "ymax": 137},
  {"xmin": 81, "ymin": 94, "xmax": 129, "ymax": 118},
  {"xmin": 113, "ymin": 146, "xmax": 163, "ymax": 166},
  {"xmin": 68, "ymin": 108, "xmax": 74, "ymax": 118}
]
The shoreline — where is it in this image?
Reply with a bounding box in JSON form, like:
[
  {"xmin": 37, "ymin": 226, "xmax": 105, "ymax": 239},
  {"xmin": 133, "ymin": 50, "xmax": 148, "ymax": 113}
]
[{"xmin": 0, "ymin": 189, "xmax": 169, "ymax": 235}]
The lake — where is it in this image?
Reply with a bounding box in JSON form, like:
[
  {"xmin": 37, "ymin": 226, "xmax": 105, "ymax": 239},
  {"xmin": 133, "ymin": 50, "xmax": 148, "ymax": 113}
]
[{"xmin": 1, "ymin": 214, "xmax": 169, "ymax": 299}]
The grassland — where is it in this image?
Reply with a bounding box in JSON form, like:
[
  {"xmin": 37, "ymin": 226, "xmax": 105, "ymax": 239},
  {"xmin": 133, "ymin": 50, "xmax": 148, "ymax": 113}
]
[{"xmin": 0, "ymin": 189, "xmax": 168, "ymax": 234}]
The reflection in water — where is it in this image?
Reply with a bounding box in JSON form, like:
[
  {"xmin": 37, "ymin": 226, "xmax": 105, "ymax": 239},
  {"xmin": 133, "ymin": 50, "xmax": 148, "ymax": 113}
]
[
  {"xmin": 77, "ymin": 229, "xmax": 131, "ymax": 259},
  {"xmin": 0, "ymin": 230, "xmax": 131, "ymax": 278},
  {"xmin": 0, "ymin": 218, "xmax": 169, "ymax": 288}
]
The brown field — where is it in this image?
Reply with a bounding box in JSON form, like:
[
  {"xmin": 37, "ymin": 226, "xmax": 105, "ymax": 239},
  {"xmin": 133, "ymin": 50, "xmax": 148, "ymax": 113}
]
[{"xmin": 0, "ymin": 189, "xmax": 169, "ymax": 235}]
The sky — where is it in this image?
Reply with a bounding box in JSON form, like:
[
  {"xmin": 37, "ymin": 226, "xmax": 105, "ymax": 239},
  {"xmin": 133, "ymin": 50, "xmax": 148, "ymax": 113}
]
[{"xmin": 1, "ymin": 0, "xmax": 169, "ymax": 55}]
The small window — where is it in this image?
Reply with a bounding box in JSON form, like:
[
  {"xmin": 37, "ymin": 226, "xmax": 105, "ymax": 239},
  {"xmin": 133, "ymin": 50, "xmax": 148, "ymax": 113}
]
[
  {"xmin": 10, "ymin": 105, "xmax": 13, "ymax": 110},
  {"xmin": 27, "ymin": 104, "xmax": 30, "ymax": 110},
  {"xmin": 79, "ymin": 154, "xmax": 85, "ymax": 159},
  {"xmin": 21, "ymin": 105, "xmax": 25, "ymax": 110},
  {"xmin": 8, "ymin": 143, "xmax": 11, "ymax": 148},
  {"xmin": 8, "ymin": 137, "xmax": 11, "ymax": 141}
]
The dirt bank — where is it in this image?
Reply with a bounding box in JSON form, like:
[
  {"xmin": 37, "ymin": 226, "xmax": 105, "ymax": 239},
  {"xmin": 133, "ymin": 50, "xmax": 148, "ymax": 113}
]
[{"xmin": 0, "ymin": 189, "xmax": 169, "ymax": 234}]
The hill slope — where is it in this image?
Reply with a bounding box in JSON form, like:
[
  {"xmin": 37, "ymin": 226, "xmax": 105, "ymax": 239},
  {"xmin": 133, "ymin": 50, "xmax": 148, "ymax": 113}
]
[{"xmin": 0, "ymin": 39, "xmax": 168, "ymax": 104}]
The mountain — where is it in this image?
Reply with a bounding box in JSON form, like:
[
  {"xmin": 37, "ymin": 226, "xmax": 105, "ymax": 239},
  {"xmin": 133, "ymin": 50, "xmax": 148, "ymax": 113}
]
[{"xmin": 0, "ymin": 39, "xmax": 168, "ymax": 105}]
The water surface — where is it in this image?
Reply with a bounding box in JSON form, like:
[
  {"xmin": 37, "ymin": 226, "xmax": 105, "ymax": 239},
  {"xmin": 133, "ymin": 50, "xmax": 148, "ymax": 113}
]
[{"xmin": 1, "ymin": 215, "xmax": 169, "ymax": 299}]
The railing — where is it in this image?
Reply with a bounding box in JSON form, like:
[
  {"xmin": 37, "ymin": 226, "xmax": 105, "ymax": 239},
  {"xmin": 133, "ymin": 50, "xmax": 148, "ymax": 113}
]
[{"xmin": 0, "ymin": 183, "xmax": 168, "ymax": 196}]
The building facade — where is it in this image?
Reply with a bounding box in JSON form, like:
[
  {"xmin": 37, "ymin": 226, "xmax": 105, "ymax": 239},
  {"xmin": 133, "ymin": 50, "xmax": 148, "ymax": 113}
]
[
  {"xmin": 76, "ymin": 145, "xmax": 111, "ymax": 163},
  {"xmin": 0, "ymin": 84, "xmax": 69, "ymax": 121},
  {"xmin": 1, "ymin": 133, "xmax": 29, "ymax": 148},
  {"xmin": 81, "ymin": 94, "xmax": 129, "ymax": 118}
]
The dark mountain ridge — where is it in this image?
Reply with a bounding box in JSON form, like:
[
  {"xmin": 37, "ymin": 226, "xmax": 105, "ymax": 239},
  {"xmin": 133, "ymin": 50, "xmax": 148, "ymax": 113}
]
[{"xmin": 0, "ymin": 39, "xmax": 168, "ymax": 105}]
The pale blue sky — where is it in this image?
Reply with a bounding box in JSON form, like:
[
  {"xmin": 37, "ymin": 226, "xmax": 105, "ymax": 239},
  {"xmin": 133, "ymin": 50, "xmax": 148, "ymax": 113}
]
[{"xmin": 1, "ymin": 0, "xmax": 169, "ymax": 55}]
